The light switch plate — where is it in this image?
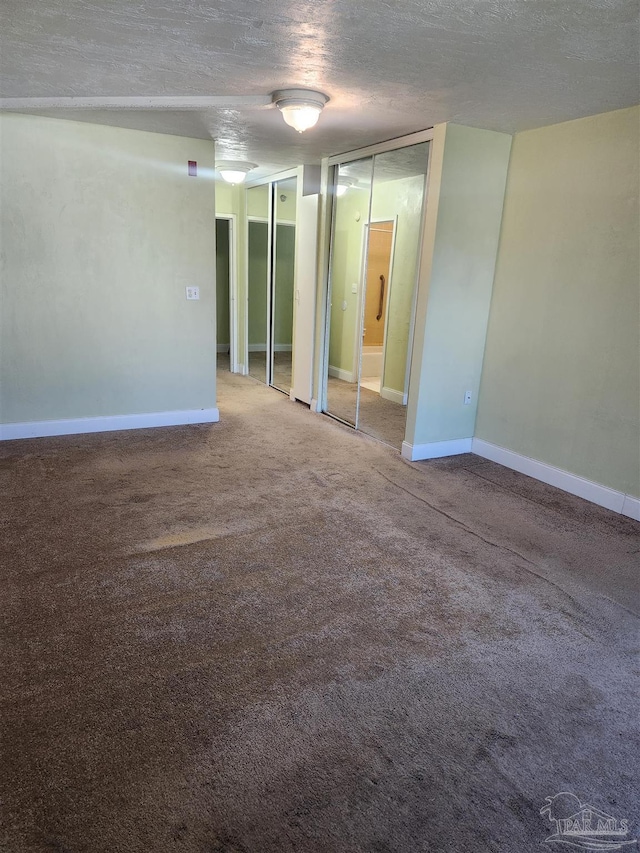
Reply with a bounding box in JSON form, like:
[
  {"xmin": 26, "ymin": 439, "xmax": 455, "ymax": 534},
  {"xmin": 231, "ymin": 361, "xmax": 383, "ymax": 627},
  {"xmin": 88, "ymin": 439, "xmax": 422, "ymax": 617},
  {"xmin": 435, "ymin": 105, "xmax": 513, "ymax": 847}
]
[{"xmin": 186, "ymin": 286, "xmax": 200, "ymax": 300}]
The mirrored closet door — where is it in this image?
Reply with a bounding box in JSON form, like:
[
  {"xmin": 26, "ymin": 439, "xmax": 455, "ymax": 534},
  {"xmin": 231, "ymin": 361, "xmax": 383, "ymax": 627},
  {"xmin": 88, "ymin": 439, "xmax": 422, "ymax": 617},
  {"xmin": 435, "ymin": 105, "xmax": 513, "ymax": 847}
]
[
  {"xmin": 246, "ymin": 184, "xmax": 270, "ymax": 384},
  {"xmin": 270, "ymin": 176, "xmax": 297, "ymax": 395},
  {"xmin": 246, "ymin": 176, "xmax": 297, "ymax": 394},
  {"xmin": 324, "ymin": 141, "xmax": 430, "ymax": 449}
]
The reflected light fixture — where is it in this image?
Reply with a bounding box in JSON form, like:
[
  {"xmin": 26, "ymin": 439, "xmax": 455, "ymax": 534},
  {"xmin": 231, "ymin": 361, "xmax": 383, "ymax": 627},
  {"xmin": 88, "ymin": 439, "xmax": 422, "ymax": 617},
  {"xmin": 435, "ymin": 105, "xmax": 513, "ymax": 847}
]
[
  {"xmin": 272, "ymin": 89, "xmax": 329, "ymax": 133},
  {"xmin": 336, "ymin": 178, "xmax": 353, "ymax": 197},
  {"xmin": 216, "ymin": 160, "xmax": 258, "ymax": 184}
]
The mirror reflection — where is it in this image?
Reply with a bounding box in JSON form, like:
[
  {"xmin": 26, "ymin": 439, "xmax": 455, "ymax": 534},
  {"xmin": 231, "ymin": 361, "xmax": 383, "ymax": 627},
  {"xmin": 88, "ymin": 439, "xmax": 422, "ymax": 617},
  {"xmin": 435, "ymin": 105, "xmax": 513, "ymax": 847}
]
[
  {"xmin": 325, "ymin": 157, "xmax": 374, "ymax": 426},
  {"xmin": 357, "ymin": 142, "xmax": 430, "ymax": 448},
  {"xmin": 324, "ymin": 142, "xmax": 430, "ymax": 448},
  {"xmin": 246, "ymin": 184, "xmax": 270, "ymax": 383},
  {"xmin": 271, "ymin": 177, "xmax": 297, "ymax": 394}
]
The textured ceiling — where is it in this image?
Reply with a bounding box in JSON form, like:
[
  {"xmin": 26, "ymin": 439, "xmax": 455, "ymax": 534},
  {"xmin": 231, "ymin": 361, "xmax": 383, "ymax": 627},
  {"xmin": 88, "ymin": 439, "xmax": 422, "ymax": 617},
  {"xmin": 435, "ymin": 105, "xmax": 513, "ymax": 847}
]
[{"xmin": 1, "ymin": 0, "xmax": 638, "ymax": 177}]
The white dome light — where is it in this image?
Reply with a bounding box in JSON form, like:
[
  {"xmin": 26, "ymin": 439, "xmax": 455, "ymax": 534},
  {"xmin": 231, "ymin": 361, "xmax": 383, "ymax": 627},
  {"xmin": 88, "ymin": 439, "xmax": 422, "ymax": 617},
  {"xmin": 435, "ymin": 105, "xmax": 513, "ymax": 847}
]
[
  {"xmin": 336, "ymin": 178, "xmax": 354, "ymax": 197},
  {"xmin": 272, "ymin": 89, "xmax": 329, "ymax": 133},
  {"xmin": 216, "ymin": 160, "xmax": 258, "ymax": 184}
]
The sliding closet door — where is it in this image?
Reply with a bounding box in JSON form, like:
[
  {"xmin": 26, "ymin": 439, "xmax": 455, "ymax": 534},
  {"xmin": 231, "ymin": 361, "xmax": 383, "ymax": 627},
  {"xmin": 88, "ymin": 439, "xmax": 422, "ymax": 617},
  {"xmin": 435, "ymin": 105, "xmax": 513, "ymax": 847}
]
[
  {"xmin": 325, "ymin": 157, "xmax": 373, "ymax": 426},
  {"xmin": 271, "ymin": 177, "xmax": 297, "ymax": 394},
  {"xmin": 357, "ymin": 142, "xmax": 430, "ymax": 448}
]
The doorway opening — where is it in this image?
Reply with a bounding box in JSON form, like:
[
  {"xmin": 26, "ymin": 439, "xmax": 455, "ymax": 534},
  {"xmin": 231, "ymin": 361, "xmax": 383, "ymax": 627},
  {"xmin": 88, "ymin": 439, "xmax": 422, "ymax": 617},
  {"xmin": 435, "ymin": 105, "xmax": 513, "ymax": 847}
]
[{"xmin": 215, "ymin": 215, "xmax": 236, "ymax": 375}]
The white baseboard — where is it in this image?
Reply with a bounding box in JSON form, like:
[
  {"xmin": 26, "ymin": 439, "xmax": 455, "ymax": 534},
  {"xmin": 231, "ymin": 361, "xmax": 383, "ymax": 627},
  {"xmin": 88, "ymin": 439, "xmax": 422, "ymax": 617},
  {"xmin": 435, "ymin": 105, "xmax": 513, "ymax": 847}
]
[
  {"xmin": 621, "ymin": 494, "xmax": 640, "ymax": 522},
  {"xmin": 248, "ymin": 344, "xmax": 292, "ymax": 352},
  {"xmin": 472, "ymin": 438, "xmax": 640, "ymax": 520},
  {"xmin": 216, "ymin": 344, "xmax": 230, "ymax": 353},
  {"xmin": 0, "ymin": 408, "xmax": 220, "ymax": 441},
  {"xmin": 402, "ymin": 438, "xmax": 473, "ymax": 461},
  {"xmin": 328, "ymin": 365, "xmax": 354, "ymax": 383},
  {"xmin": 381, "ymin": 386, "xmax": 406, "ymax": 406}
]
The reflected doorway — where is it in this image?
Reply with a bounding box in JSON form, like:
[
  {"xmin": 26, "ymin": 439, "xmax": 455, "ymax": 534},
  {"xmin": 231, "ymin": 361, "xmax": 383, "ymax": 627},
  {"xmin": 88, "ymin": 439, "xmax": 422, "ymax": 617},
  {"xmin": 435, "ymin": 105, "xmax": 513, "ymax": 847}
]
[{"xmin": 360, "ymin": 220, "xmax": 394, "ymax": 394}]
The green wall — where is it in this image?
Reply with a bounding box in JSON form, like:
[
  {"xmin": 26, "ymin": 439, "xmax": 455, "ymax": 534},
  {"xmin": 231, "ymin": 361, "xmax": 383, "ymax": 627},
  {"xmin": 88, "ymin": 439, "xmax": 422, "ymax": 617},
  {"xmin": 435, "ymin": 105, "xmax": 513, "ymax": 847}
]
[
  {"xmin": 406, "ymin": 123, "xmax": 512, "ymax": 448},
  {"xmin": 247, "ymin": 184, "xmax": 269, "ymax": 219},
  {"xmin": 273, "ymin": 224, "xmax": 295, "ymax": 348},
  {"xmin": 476, "ymin": 106, "xmax": 640, "ymax": 497},
  {"xmin": 0, "ymin": 113, "xmax": 217, "ymax": 424},
  {"xmin": 247, "ymin": 221, "xmax": 268, "ymax": 347}
]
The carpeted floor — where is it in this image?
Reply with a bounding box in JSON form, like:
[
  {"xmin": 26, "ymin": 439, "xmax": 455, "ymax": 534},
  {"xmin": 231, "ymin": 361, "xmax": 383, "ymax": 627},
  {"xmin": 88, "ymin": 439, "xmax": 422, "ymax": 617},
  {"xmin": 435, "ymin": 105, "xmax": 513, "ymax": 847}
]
[
  {"xmin": 1, "ymin": 367, "xmax": 638, "ymax": 852},
  {"xmin": 247, "ymin": 351, "xmax": 292, "ymax": 394},
  {"xmin": 326, "ymin": 376, "xmax": 407, "ymax": 449}
]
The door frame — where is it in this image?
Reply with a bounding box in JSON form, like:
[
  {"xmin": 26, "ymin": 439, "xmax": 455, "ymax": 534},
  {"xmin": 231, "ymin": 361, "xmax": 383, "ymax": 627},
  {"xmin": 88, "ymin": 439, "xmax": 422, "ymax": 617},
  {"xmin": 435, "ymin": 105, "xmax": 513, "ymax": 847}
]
[{"xmin": 215, "ymin": 214, "xmax": 238, "ymax": 372}]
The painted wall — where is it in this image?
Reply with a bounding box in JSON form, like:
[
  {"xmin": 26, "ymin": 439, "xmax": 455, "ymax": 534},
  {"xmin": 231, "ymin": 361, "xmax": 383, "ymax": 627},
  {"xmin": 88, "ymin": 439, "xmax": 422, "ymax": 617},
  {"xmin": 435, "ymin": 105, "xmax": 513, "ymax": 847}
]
[
  {"xmin": 247, "ymin": 183, "xmax": 269, "ymax": 219},
  {"xmin": 247, "ymin": 221, "xmax": 268, "ymax": 347},
  {"xmin": 0, "ymin": 113, "xmax": 217, "ymax": 425},
  {"xmin": 406, "ymin": 123, "xmax": 512, "ymax": 449},
  {"xmin": 476, "ymin": 106, "xmax": 640, "ymax": 497}
]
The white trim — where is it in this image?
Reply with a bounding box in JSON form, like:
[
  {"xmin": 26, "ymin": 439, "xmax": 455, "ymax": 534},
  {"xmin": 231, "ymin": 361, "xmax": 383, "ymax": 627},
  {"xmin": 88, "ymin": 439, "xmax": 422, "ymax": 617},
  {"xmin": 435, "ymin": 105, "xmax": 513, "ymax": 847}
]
[
  {"xmin": 248, "ymin": 343, "xmax": 292, "ymax": 352},
  {"xmin": 217, "ymin": 344, "xmax": 230, "ymax": 353},
  {"xmin": 0, "ymin": 409, "xmax": 220, "ymax": 441},
  {"xmin": 328, "ymin": 128, "xmax": 435, "ymax": 166},
  {"xmin": 401, "ymin": 438, "xmax": 473, "ymax": 461},
  {"xmin": 0, "ymin": 95, "xmax": 271, "ymax": 111},
  {"xmin": 471, "ymin": 438, "xmax": 640, "ymax": 520},
  {"xmin": 245, "ymin": 167, "xmax": 299, "ymax": 189},
  {"xmin": 328, "ymin": 365, "xmax": 354, "ymax": 383},
  {"xmin": 380, "ymin": 386, "xmax": 405, "ymax": 405}
]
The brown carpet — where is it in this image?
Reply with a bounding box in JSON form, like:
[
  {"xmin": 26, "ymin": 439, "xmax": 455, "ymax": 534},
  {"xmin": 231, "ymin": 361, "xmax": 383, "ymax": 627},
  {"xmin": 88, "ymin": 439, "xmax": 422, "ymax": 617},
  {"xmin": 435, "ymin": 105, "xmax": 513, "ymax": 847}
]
[{"xmin": 1, "ymin": 367, "xmax": 638, "ymax": 852}]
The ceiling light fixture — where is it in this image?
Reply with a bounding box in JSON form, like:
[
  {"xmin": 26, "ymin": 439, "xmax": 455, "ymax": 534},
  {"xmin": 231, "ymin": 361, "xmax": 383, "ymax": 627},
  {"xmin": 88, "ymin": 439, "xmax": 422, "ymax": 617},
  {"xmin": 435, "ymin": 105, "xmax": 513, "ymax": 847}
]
[
  {"xmin": 272, "ymin": 89, "xmax": 329, "ymax": 133},
  {"xmin": 216, "ymin": 160, "xmax": 257, "ymax": 184},
  {"xmin": 336, "ymin": 178, "xmax": 354, "ymax": 197}
]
